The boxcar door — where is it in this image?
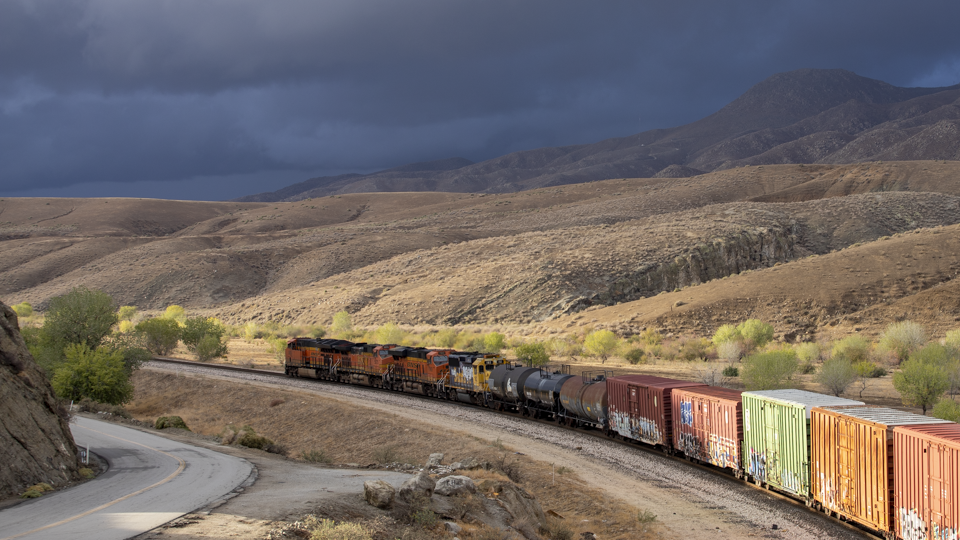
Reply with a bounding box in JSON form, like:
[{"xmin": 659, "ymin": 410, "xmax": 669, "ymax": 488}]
[
  {"xmin": 837, "ymin": 420, "xmax": 855, "ymax": 515},
  {"xmin": 930, "ymin": 442, "xmax": 948, "ymax": 528},
  {"xmin": 762, "ymin": 404, "xmax": 778, "ymax": 485}
]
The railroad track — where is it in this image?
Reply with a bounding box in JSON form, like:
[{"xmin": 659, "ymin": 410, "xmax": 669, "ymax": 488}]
[{"xmin": 148, "ymin": 356, "xmax": 874, "ymax": 539}]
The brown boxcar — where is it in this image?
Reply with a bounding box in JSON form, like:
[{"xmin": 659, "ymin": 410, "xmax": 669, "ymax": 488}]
[
  {"xmin": 894, "ymin": 423, "xmax": 960, "ymax": 540},
  {"xmin": 671, "ymin": 386, "xmax": 743, "ymax": 473},
  {"xmin": 810, "ymin": 406, "xmax": 950, "ymax": 534},
  {"xmin": 607, "ymin": 375, "xmax": 706, "ymax": 448}
]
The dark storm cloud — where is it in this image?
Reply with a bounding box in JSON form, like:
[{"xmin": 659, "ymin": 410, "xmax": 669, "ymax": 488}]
[{"xmin": 2, "ymin": 0, "xmax": 960, "ymax": 199}]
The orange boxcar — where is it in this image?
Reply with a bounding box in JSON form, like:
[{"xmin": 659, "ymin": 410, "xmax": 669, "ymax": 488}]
[
  {"xmin": 894, "ymin": 423, "xmax": 960, "ymax": 540},
  {"xmin": 810, "ymin": 406, "xmax": 949, "ymax": 534},
  {"xmin": 671, "ymin": 386, "xmax": 744, "ymax": 474}
]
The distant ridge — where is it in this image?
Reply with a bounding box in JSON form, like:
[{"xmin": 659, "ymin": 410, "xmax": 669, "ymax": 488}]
[{"xmin": 235, "ymin": 69, "xmax": 960, "ymax": 201}]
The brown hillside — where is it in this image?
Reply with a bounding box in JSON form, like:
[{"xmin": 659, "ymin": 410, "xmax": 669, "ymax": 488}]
[{"xmin": 3, "ymin": 161, "xmax": 960, "ymax": 338}]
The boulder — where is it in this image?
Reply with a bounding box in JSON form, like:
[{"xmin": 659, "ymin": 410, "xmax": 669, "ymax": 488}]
[
  {"xmin": 0, "ymin": 303, "xmax": 80, "ymax": 498},
  {"xmin": 444, "ymin": 521, "xmax": 462, "ymax": 534},
  {"xmin": 398, "ymin": 471, "xmax": 435, "ymax": 502},
  {"xmin": 426, "ymin": 453, "xmax": 444, "ymax": 468},
  {"xmin": 450, "ymin": 457, "xmax": 481, "ymax": 470},
  {"xmin": 435, "ymin": 475, "xmax": 477, "ymax": 497},
  {"xmin": 363, "ymin": 479, "xmax": 396, "ymax": 509}
]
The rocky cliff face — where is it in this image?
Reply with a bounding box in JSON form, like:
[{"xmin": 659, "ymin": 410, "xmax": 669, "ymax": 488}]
[{"xmin": 0, "ymin": 302, "xmax": 80, "ymax": 498}]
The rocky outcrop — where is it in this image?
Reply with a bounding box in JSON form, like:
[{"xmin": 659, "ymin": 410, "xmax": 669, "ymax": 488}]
[
  {"xmin": 434, "ymin": 475, "xmax": 477, "ymax": 497},
  {"xmin": 0, "ymin": 302, "xmax": 80, "ymax": 498}
]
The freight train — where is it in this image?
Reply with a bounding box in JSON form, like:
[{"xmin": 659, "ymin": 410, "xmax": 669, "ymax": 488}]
[{"xmin": 285, "ymin": 337, "xmax": 959, "ymax": 540}]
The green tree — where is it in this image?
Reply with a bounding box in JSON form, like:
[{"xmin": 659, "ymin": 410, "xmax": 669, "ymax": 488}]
[
  {"xmin": 103, "ymin": 332, "xmax": 152, "ymax": 374},
  {"xmin": 584, "ymin": 330, "xmax": 619, "ymax": 364},
  {"xmin": 181, "ymin": 317, "xmax": 228, "ymax": 361},
  {"xmin": 374, "ymin": 322, "xmax": 404, "ymax": 344},
  {"xmin": 741, "ymin": 350, "xmax": 799, "ymax": 391},
  {"xmin": 738, "ymin": 319, "xmax": 774, "ymax": 349},
  {"xmin": 893, "ymin": 343, "xmax": 950, "ymax": 414},
  {"xmin": 483, "ymin": 332, "xmax": 506, "ymax": 353},
  {"xmin": 162, "ymin": 305, "xmax": 187, "ymax": 324},
  {"xmin": 933, "ymin": 399, "xmax": 960, "ymax": 423},
  {"xmin": 117, "ymin": 305, "xmax": 138, "ymax": 321},
  {"xmin": 42, "ymin": 286, "xmax": 118, "ymax": 353},
  {"xmin": 514, "ymin": 342, "xmax": 550, "ymax": 367},
  {"xmin": 711, "ymin": 324, "xmax": 741, "ymax": 346},
  {"xmin": 815, "ymin": 356, "xmax": 857, "ymax": 397},
  {"xmin": 879, "ymin": 320, "xmax": 926, "ymax": 364},
  {"xmin": 51, "ymin": 344, "xmax": 133, "ymax": 405},
  {"xmin": 331, "ymin": 310, "xmax": 352, "ymax": 336},
  {"xmin": 135, "ymin": 317, "xmax": 182, "ymax": 356}
]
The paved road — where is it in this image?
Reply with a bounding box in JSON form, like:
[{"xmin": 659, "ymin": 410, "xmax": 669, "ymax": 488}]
[{"xmin": 0, "ymin": 417, "xmax": 254, "ymax": 540}]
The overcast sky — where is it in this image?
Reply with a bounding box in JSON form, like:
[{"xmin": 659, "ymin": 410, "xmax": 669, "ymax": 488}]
[{"xmin": 2, "ymin": 1, "xmax": 959, "ymax": 201}]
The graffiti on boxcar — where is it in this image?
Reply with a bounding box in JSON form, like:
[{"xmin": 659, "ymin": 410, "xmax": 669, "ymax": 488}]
[
  {"xmin": 707, "ymin": 434, "xmax": 736, "ymax": 469},
  {"xmin": 748, "ymin": 447, "xmax": 766, "ymax": 482},
  {"xmin": 932, "ymin": 520, "xmax": 959, "ymax": 540},
  {"xmin": 781, "ymin": 469, "xmax": 801, "ymax": 494},
  {"xmin": 678, "ymin": 432, "xmax": 703, "ymax": 458},
  {"xmin": 899, "ymin": 507, "xmax": 927, "ymax": 540},
  {"xmin": 637, "ymin": 416, "xmax": 664, "ymax": 445},
  {"xmin": 818, "ymin": 473, "xmax": 836, "ymax": 509},
  {"xmin": 680, "ymin": 400, "xmax": 694, "ymax": 426}
]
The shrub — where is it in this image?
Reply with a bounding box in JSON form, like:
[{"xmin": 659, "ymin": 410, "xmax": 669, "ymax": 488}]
[
  {"xmin": 155, "ymin": 416, "xmax": 190, "ymax": 430},
  {"xmin": 831, "ymin": 335, "xmax": 871, "ymax": 364},
  {"xmin": 117, "ymin": 305, "xmax": 137, "ymax": 321},
  {"xmin": 933, "ymin": 399, "xmax": 960, "ymax": 423},
  {"xmin": 306, "ymin": 517, "xmax": 374, "ymax": 540},
  {"xmin": 331, "ymin": 310, "xmax": 352, "ymax": 336},
  {"xmin": 135, "ymin": 317, "xmax": 181, "ymax": 356},
  {"xmin": 514, "ymin": 341, "xmax": 550, "ymax": 367},
  {"xmin": 638, "ymin": 328, "xmax": 662, "ymax": 346},
  {"xmin": 266, "ymin": 336, "xmax": 288, "ymax": 362},
  {"xmin": 235, "ymin": 426, "xmax": 275, "ymax": 450},
  {"xmin": 815, "ymin": 357, "xmax": 857, "ymax": 397},
  {"xmin": 372, "ymin": 444, "xmax": 401, "ymax": 464},
  {"xmin": 894, "ymin": 344, "xmax": 950, "ymax": 414},
  {"xmin": 162, "ymin": 305, "xmax": 187, "ymax": 324},
  {"xmin": 711, "ymin": 324, "xmax": 741, "ymax": 346},
  {"xmin": 300, "ymin": 450, "xmax": 331, "ymax": 464},
  {"xmin": 374, "ymin": 322, "xmax": 405, "ymax": 344},
  {"xmin": 546, "ymin": 336, "xmax": 583, "ymax": 362},
  {"xmin": 722, "ymin": 365, "xmax": 739, "ymax": 377},
  {"xmin": 584, "ymin": 330, "xmax": 619, "ymax": 364},
  {"xmin": 623, "ymin": 347, "xmax": 646, "ymax": 364},
  {"xmin": 795, "ymin": 342, "xmax": 821, "ymax": 364},
  {"xmin": 483, "ymin": 332, "xmax": 506, "ymax": 353},
  {"xmin": 181, "ymin": 317, "xmax": 228, "ymax": 361},
  {"xmin": 677, "ymin": 336, "xmax": 712, "ymax": 362},
  {"xmin": 741, "ymin": 350, "xmax": 798, "ymax": 390},
  {"xmin": 51, "ymin": 344, "xmax": 133, "ymax": 405},
  {"xmin": 79, "ymin": 468, "xmax": 95, "ymax": 479},
  {"xmin": 879, "ymin": 320, "xmax": 927, "ymax": 364},
  {"xmin": 738, "ymin": 319, "xmax": 774, "ymax": 349},
  {"xmin": 11, "ymin": 302, "xmax": 33, "ymax": 318},
  {"xmin": 946, "ymin": 329, "xmax": 960, "ymax": 350}
]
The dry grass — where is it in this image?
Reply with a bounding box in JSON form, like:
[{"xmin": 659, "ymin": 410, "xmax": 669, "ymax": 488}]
[{"xmin": 127, "ymin": 369, "xmax": 662, "ymax": 539}]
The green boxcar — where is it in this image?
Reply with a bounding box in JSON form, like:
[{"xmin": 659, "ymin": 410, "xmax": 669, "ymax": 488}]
[{"xmin": 742, "ymin": 390, "xmax": 863, "ymax": 500}]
